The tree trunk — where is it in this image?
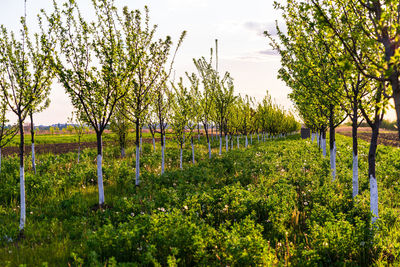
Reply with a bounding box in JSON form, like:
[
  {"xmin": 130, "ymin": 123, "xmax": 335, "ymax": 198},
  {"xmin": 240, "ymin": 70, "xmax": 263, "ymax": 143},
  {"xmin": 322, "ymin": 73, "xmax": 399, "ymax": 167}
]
[
  {"xmin": 96, "ymin": 131, "xmax": 105, "ymax": 206},
  {"xmin": 369, "ymin": 124, "xmax": 380, "ymax": 223},
  {"xmin": 225, "ymin": 135, "xmax": 228, "ymax": 152},
  {"xmin": 237, "ymin": 135, "xmax": 239, "ymax": 148},
  {"xmin": 0, "ymin": 147, "xmax": 2, "ymax": 173},
  {"xmin": 257, "ymin": 133, "xmax": 259, "ymax": 142},
  {"xmin": 352, "ymin": 107, "xmax": 359, "ymax": 198},
  {"xmin": 191, "ymin": 136, "xmax": 195, "ymax": 164},
  {"xmin": 179, "ymin": 145, "xmax": 183, "ymax": 169},
  {"xmin": 30, "ymin": 113, "xmax": 36, "ymax": 174},
  {"xmin": 121, "ymin": 147, "xmax": 126, "ymax": 158},
  {"xmin": 322, "ymin": 131, "xmax": 327, "ymax": 157},
  {"xmin": 152, "ymin": 137, "xmax": 156, "ymax": 151},
  {"xmin": 245, "ymin": 135, "xmax": 248, "ymax": 148},
  {"xmin": 250, "ymin": 134, "xmax": 252, "ymax": 144},
  {"xmin": 219, "ymin": 133, "xmax": 222, "ymax": 155},
  {"xmin": 161, "ymin": 134, "xmax": 165, "ymax": 175},
  {"xmin": 19, "ymin": 117, "xmax": 25, "ymax": 231},
  {"xmin": 329, "ymin": 105, "xmax": 336, "ymax": 180},
  {"xmin": 135, "ymin": 120, "xmax": 140, "ymax": 185}
]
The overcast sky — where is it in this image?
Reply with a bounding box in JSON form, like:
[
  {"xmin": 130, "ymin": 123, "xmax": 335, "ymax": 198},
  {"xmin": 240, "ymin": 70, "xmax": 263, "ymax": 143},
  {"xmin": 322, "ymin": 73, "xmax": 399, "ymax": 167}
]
[{"xmin": 0, "ymin": 0, "xmax": 395, "ymax": 125}]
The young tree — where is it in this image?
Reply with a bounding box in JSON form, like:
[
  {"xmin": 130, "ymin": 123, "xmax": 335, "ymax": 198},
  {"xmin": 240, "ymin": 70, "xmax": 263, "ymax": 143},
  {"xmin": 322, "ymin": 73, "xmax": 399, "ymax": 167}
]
[
  {"xmin": 0, "ymin": 10, "xmax": 54, "ymax": 231},
  {"xmin": 123, "ymin": 6, "xmax": 185, "ymax": 185},
  {"xmin": 47, "ymin": 0, "xmax": 130, "ymax": 207},
  {"xmin": 170, "ymin": 77, "xmax": 192, "ymax": 169},
  {"xmin": 110, "ymin": 100, "xmax": 132, "ymax": 158},
  {"xmin": 28, "ymin": 98, "xmax": 50, "ymax": 174}
]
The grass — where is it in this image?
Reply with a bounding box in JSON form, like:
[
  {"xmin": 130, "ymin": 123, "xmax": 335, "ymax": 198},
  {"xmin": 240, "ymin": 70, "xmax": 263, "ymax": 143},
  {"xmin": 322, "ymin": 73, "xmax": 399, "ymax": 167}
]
[{"xmin": 0, "ymin": 133, "xmax": 399, "ymax": 265}]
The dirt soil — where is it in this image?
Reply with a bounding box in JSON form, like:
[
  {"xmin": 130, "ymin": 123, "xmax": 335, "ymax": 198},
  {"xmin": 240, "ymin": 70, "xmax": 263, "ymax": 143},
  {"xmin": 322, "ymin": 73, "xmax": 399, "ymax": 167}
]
[
  {"xmin": 336, "ymin": 127, "xmax": 400, "ymax": 148},
  {"xmin": 1, "ymin": 137, "xmax": 164, "ymax": 157}
]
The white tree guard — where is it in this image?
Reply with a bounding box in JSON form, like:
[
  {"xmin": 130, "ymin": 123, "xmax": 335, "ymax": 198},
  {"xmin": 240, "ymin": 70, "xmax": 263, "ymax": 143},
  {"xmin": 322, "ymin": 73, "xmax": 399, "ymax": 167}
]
[
  {"xmin": 19, "ymin": 166, "xmax": 25, "ymax": 230},
  {"xmin": 180, "ymin": 148, "xmax": 183, "ymax": 169},
  {"xmin": 191, "ymin": 139, "xmax": 195, "ymax": 164},
  {"xmin": 330, "ymin": 141, "xmax": 336, "ymax": 180},
  {"xmin": 352, "ymin": 153, "xmax": 358, "ymax": 198},
  {"xmin": 219, "ymin": 135, "xmax": 222, "ymax": 155},
  {"xmin": 135, "ymin": 145, "xmax": 140, "ymax": 185},
  {"xmin": 208, "ymin": 140, "xmax": 211, "ymax": 159},
  {"xmin": 97, "ymin": 154, "xmax": 105, "ymax": 205},
  {"xmin": 31, "ymin": 143, "xmax": 36, "ymax": 174},
  {"xmin": 161, "ymin": 144, "xmax": 165, "ymax": 174},
  {"xmin": 370, "ymin": 175, "xmax": 379, "ymax": 223}
]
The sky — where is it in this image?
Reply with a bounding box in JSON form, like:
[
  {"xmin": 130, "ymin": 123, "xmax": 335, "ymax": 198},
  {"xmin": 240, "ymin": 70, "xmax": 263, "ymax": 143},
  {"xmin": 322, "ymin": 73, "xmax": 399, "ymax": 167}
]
[{"xmin": 0, "ymin": 0, "xmax": 395, "ymax": 125}]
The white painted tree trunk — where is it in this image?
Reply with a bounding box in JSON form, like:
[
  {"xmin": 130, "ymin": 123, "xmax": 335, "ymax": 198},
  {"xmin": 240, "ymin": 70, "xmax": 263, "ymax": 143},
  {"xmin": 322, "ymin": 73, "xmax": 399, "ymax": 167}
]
[
  {"xmin": 97, "ymin": 154, "xmax": 105, "ymax": 205},
  {"xmin": 352, "ymin": 153, "xmax": 358, "ymax": 198},
  {"xmin": 161, "ymin": 143, "xmax": 165, "ymax": 174},
  {"xmin": 19, "ymin": 166, "xmax": 25, "ymax": 230},
  {"xmin": 257, "ymin": 134, "xmax": 259, "ymax": 142},
  {"xmin": 231, "ymin": 138, "xmax": 233, "ymax": 149},
  {"xmin": 219, "ymin": 134, "xmax": 222, "ymax": 155},
  {"xmin": 322, "ymin": 137, "xmax": 326, "ymax": 157},
  {"xmin": 311, "ymin": 133, "xmax": 315, "ymax": 143},
  {"xmin": 237, "ymin": 136, "xmax": 239, "ymax": 148},
  {"xmin": 245, "ymin": 135, "xmax": 248, "ymax": 148},
  {"xmin": 316, "ymin": 133, "xmax": 320, "ymax": 146},
  {"xmin": 370, "ymin": 175, "xmax": 379, "ymax": 223},
  {"xmin": 191, "ymin": 139, "xmax": 195, "ymax": 164},
  {"xmin": 208, "ymin": 140, "xmax": 211, "ymax": 159},
  {"xmin": 152, "ymin": 137, "xmax": 156, "ymax": 151},
  {"xmin": 180, "ymin": 147, "xmax": 183, "ymax": 169},
  {"xmin": 330, "ymin": 141, "xmax": 336, "ymax": 181},
  {"xmin": 140, "ymin": 137, "xmax": 142, "ymax": 154},
  {"xmin": 135, "ymin": 145, "xmax": 140, "ymax": 186},
  {"xmin": 225, "ymin": 135, "xmax": 228, "ymax": 152},
  {"xmin": 31, "ymin": 143, "xmax": 36, "ymax": 174},
  {"xmin": 77, "ymin": 147, "xmax": 80, "ymax": 163}
]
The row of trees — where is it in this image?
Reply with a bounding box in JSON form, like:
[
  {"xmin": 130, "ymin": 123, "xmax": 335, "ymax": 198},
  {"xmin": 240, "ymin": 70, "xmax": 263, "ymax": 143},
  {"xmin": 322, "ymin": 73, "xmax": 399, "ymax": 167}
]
[
  {"xmin": 0, "ymin": 0, "xmax": 298, "ymax": 234},
  {"xmin": 268, "ymin": 0, "xmax": 398, "ymax": 223}
]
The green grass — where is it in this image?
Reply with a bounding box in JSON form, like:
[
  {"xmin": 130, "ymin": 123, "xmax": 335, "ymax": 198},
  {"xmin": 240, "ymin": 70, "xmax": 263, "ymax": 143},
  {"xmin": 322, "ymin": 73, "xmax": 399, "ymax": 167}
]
[{"xmin": 0, "ymin": 134, "xmax": 399, "ymax": 265}]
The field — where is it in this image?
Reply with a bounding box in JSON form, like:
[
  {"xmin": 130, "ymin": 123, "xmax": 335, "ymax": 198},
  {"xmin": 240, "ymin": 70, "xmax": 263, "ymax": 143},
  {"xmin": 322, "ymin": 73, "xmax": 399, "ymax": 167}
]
[
  {"xmin": 337, "ymin": 127, "xmax": 400, "ymax": 148},
  {"xmin": 0, "ymin": 133, "xmax": 399, "ymax": 265}
]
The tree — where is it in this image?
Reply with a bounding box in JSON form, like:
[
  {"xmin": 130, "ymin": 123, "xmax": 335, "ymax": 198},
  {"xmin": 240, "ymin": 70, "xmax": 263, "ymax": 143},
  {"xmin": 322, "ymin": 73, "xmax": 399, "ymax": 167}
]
[
  {"xmin": 0, "ymin": 8, "xmax": 54, "ymax": 231},
  {"xmin": 110, "ymin": 100, "xmax": 132, "ymax": 158},
  {"xmin": 170, "ymin": 77, "xmax": 192, "ymax": 169},
  {"xmin": 123, "ymin": 6, "xmax": 186, "ymax": 185},
  {"xmin": 311, "ymin": 0, "xmax": 400, "ymax": 139},
  {"xmin": 47, "ymin": 0, "xmax": 130, "ymax": 207}
]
